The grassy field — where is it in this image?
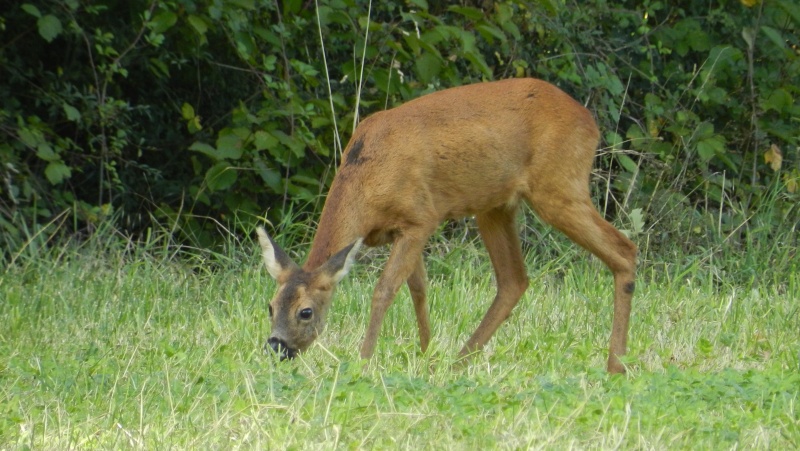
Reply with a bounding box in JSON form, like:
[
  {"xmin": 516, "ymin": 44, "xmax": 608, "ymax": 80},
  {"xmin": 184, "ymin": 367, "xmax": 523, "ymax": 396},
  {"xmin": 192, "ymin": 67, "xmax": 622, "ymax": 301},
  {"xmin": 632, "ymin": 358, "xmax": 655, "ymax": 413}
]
[{"xmin": 1, "ymin": 231, "xmax": 798, "ymax": 449}]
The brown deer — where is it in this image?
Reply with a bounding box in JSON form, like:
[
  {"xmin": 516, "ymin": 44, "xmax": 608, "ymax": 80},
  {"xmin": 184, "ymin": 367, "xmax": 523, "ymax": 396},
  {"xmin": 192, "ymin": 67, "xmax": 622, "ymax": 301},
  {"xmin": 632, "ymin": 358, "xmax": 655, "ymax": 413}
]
[{"xmin": 257, "ymin": 78, "xmax": 637, "ymax": 373}]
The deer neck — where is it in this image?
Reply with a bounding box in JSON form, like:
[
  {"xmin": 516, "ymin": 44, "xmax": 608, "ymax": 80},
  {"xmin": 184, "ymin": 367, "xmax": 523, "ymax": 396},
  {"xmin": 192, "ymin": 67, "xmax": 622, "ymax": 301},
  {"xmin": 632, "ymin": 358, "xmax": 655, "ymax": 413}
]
[{"xmin": 303, "ymin": 182, "xmax": 363, "ymax": 270}]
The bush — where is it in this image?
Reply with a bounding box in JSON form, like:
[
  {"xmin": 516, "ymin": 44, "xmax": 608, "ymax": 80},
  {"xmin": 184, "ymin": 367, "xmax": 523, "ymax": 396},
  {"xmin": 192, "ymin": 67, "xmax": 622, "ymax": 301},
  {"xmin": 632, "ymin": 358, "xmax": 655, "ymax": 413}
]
[{"xmin": 1, "ymin": 0, "xmax": 797, "ymax": 260}]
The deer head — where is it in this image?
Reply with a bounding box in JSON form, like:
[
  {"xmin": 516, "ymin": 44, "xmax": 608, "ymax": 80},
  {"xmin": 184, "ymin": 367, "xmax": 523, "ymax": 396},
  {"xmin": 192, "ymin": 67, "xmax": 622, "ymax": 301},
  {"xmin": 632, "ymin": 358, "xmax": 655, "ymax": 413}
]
[{"xmin": 256, "ymin": 227, "xmax": 362, "ymax": 360}]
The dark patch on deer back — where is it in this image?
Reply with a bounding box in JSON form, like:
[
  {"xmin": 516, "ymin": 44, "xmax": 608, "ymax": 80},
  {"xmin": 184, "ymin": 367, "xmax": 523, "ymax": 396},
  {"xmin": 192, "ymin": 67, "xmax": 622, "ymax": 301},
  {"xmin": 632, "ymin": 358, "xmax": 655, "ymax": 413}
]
[{"xmin": 345, "ymin": 137, "xmax": 368, "ymax": 165}]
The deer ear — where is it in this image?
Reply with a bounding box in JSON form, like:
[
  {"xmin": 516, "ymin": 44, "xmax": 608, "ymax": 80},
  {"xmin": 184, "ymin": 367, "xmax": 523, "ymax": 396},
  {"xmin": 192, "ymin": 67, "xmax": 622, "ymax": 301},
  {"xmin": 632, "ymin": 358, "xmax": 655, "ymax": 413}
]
[
  {"xmin": 319, "ymin": 238, "xmax": 363, "ymax": 284},
  {"xmin": 256, "ymin": 227, "xmax": 298, "ymax": 280}
]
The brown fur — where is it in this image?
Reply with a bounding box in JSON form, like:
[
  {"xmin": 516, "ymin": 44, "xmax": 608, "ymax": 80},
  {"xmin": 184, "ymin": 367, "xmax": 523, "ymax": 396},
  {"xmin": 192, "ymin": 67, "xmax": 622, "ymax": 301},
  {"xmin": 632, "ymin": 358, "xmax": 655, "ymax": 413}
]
[{"xmin": 258, "ymin": 78, "xmax": 637, "ymax": 373}]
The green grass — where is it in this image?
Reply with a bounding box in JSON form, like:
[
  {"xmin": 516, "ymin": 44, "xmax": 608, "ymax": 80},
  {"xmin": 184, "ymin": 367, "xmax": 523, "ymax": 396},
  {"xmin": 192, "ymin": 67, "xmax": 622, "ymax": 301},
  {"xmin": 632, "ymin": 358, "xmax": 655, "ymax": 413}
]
[{"xmin": 1, "ymin": 234, "xmax": 798, "ymax": 449}]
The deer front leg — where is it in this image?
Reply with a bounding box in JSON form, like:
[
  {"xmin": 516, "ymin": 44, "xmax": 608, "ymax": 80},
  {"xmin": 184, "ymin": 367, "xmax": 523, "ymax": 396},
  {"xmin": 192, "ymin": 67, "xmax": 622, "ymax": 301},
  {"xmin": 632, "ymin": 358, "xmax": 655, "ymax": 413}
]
[{"xmin": 360, "ymin": 234, "xmax": 429, "ymax": 359}]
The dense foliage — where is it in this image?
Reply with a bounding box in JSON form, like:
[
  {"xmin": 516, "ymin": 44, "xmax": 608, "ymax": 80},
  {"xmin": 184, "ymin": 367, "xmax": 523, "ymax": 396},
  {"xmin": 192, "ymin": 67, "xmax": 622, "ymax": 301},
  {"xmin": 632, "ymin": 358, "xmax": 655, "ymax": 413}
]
[{"xmin": 1, "ymin": 0, "xmax": 797, "ymax": 256}]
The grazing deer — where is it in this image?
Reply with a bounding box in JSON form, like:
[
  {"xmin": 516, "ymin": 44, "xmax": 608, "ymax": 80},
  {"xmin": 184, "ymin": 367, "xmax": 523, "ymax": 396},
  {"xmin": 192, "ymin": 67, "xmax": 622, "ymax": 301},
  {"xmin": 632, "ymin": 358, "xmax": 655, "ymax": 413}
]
[{"xmin": 257, "ymin": 78, "xmax": 637, "ymax": 373}]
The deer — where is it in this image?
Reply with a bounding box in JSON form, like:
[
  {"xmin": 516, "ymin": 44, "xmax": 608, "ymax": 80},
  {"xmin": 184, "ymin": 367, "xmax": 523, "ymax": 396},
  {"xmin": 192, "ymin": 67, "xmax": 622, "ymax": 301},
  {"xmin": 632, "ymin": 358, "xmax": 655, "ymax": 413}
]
[{"xmin": 256, "ymin": 77, "xmax": 637, "ymax": 374}]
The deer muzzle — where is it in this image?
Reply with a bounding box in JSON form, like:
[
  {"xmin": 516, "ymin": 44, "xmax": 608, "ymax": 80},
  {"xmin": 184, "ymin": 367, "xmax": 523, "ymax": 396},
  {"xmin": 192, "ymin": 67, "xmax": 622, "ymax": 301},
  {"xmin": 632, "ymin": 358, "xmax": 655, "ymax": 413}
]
[{"xmin": 265, "ymin": 336, "xmax": 297, "ymax": 361}]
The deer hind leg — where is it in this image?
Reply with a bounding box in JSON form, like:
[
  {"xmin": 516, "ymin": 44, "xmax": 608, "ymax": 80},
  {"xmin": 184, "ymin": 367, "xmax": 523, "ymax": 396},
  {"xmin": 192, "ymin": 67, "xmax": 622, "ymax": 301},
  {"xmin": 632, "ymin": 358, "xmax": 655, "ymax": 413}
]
[
  {"xmin": 360, "ymin": 231, "xmax": 430, "ymax": 359},
  {"xmin": 459, "ymin": 206, "xmax": 529, "ymax": 358},
  {"xmin": 407, "ymin": 254, "xmax": 431, "ymax": 353},
  {"xmin": 529, "ymin": 192, "xmax": 637, "ymax": 374}
]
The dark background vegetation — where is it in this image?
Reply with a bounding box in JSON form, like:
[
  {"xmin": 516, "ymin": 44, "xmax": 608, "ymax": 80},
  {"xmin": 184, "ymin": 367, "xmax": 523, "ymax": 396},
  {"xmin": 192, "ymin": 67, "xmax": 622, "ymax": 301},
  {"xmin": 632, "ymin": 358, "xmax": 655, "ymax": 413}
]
[{"xmin": 1, "ymin": 0, "xmax": 797, "ymax": 267}]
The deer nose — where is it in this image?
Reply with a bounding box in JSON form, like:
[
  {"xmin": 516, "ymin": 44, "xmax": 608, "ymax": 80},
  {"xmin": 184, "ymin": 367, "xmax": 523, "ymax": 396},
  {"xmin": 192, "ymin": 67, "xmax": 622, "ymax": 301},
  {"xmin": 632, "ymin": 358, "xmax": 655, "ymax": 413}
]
[{"xmin": 265, "ymin": 337, "xmax": 297, "ymax": 361}]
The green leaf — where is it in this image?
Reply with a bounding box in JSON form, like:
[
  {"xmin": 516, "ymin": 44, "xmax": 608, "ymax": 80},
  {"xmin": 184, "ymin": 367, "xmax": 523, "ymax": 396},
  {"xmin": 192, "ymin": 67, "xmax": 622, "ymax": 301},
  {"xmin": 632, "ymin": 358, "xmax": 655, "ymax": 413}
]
[
  {"xmin": 234, "ymin": 31, "xmax": 256, "ymax": 61},
  {"xmin": 205, "ymin": 163, "xmax": 237, "ymax": 191},
  {"xmin": 311, "ymin": 116, "xmax": 331, "ymax": 128},
  {"xmin": 501, "ymin": 20, "xmax": 521, "ymax": 41},
  {"xmin": 286, "ymin": 182, "xmax": 314, "ymax": 201},
  {"xmin": 762, "ymin": 89, "xmax": 792, "ymax": 113},
  {"xmin": 21, "ymin": 3, "xmax": 41, "ymax": 18},
  {"xmin": 290, "ymin": 174, "xmax": 320, "ymax": 186},
  {"xmin": 617, "ymin": 154, "xmax": 638, "ymax": 173},
  {"xmin": 777, "ymin": 0, "xmax": 800, "ymax": 25},
  {"xmin": 187, "ymin": 14, "xmax": 208, "ymax": 36},
  {"xmin": 423, "ymin": 26, "xmax": 451, "ymax": 47},
  {"xmin": 448, "ymin": 6, "xmax": 484, "ymax": 20},
  {"xmin": 182, "ymin": 105, "xmax": 202, "ymax": 133},
  {"xmin": 149, "ymin": 58, "xmax": 170, "ymax": 77},
  {"xmin": 181, "ymin": 103, "xmax": 196, "ymax": 120},
  {"xmin": 149, "ymin": 10, "xmax": 177, "ymax": 34},
  {"xmin": 253, "ymin": 131, "xmax": 278, "ymax": 151},
  {"xmin": 534, "ymin": 0, "xmax": 559, "ymax": 15},
  {"xmin": 215, "ymin": 133, "xmax": 243, "ymax": 160},
  {"xmin": 37, "ymin": 15, "xmax": 63, "ymax": 42},
  {"xmin": 254, "ymin": 160, "xmax": 281, "ymax": 191},
  {"xmin": 696, "ymin": 135, "xmax": 726, "ymax": 162},
  {"xmin": 476, "ymin": 24, "xmax": 506, "ymax": 44},
  {"xmin": 63, "ymin": 103, "xmax": 81, "ymax": 122},
  {"xmin": 407, "ymin": 0, "xmax": 428, "ymax": 9},
  {"xmin": 18, "ymin": 128, "xmax": 42, "ymax": 148},
  {"xmin": 415, "ymin": 52, "xmax": 442, "ymax": 84},
  {"xmin": 263, "ymin": 54, "xmax": 277, "ymax": 71},
  {"xmin": 270, "ymin": 130, "xmax": 306, "ymax": 159},
  {"xmin": 605, "ymin": 131, "xmax": 624, "ymax": 150},
  {"xmin": 694, "ymin": 122, "xmax": 715, "ymax": 140},
  {"xmin": 760, "ymin": 26, "xmax": 786, "ymax": 50},
  {"xmin": 625, "ymin": 125, "xmax": 647, "ymax": 150},
  {"xmin": 44, "ymin": 161, "xmax": 71, "ymax": 184},
  {"xmin": 188, "ymin": 116, "xmax": 202, "ymax": 134},
  {"xmin": 290, "ymin": 59, "xmax": 319, "ymax": 78},
  {"xmin": 629, "ymin": 208, "xmax": 645, "ymax": 235},
  {"xmin": 189, "ymin": 142, "xmax": 219, "ymax": 159},
  {"xmin": 495, "ymin": 3, "xmax": 513, "ymax": 22},
  {"xmin": 696, "ymin": 142, "xmax": 715, "ymax": 161},
  {"xmin": 741, "ymin": 27, "xmax": 756, "ymax": 51},
  {"xmin": 464, "ymin": 50, "xmax": 491, "ymax": 78},
  {"xmin": 458, "ymin": 28, "xmax": 478, "ymax": 53},
  {"xmin": 36, "ymin": 144, "xmax": 58, "ymax": 162}
]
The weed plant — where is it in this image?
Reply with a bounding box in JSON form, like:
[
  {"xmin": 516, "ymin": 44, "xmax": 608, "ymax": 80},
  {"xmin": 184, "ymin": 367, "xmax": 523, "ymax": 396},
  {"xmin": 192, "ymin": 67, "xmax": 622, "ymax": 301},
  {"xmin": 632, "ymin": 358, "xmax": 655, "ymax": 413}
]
[{"xmin": 1, "ymin": 217, "xmax": 798, "ymax": 449}]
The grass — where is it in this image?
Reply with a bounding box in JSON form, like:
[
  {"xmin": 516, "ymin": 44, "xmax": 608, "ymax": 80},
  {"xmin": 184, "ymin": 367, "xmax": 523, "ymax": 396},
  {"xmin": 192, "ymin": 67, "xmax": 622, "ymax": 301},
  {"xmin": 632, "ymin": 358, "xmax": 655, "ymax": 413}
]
[{"xmin": 1, "ymin": 230, "xmax": 798, "ymax": 449}]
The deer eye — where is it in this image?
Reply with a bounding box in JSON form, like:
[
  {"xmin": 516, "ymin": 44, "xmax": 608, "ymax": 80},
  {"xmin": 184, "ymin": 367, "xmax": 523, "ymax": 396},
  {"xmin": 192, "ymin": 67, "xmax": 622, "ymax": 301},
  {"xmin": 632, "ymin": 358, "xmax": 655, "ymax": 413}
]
[
  {"xmin": 268, "ymin": 305, "xmax": 273, "ymax": 318},
  {"xmin": 299, "ymin": 308, "xmax": 313, "ymax": 320}
]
